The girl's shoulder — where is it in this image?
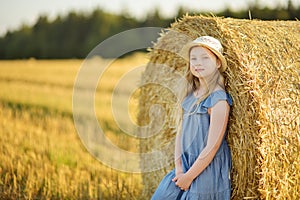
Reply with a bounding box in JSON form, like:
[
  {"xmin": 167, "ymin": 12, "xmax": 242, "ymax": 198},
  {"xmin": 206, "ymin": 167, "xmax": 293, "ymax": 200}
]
[
  {"xmin": 203, "ymin": 90, "xmax": 233, "ymax": 108},
  {"xmin": 181, "ymin": 90, "xmax": 232, "ymax": 114}
]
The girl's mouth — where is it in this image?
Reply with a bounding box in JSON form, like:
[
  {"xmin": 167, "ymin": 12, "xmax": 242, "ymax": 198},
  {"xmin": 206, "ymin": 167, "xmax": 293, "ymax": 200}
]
[{"xmin": 195, "ymin": 69, "xmax": 204, "ymax": 72}]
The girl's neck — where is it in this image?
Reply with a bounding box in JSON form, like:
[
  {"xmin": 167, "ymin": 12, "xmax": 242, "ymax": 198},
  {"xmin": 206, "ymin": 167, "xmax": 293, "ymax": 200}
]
[
  {"xmin": 194, "ymin": 77, "xmax": 222, "ymax": 98},
  {"xmin": 194, "ymin": 83, "xmax": 206, "ymax": 98},
  {"xmin": 198, "ymin": 77, "xmax": 206, "ymax": 88}
]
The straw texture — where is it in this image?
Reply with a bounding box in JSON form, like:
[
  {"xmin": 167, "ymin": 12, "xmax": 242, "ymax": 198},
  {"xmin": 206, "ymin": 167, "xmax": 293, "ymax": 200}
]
[{"xmin": 138, "ymin": 15, "xmax": 300, "ymax": 199}]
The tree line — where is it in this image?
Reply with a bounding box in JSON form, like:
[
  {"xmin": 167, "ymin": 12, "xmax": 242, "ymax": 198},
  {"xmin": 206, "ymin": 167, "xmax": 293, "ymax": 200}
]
[{"xmin": 0, "ymin": 1, "xmax": 299, "ymax": 59}]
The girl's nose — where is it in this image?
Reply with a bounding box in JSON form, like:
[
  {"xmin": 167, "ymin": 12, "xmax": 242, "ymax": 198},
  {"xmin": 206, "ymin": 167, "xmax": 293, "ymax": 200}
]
[{"xmin": 194, "ymin": 62, "xmax": 202, "ymax": 67}]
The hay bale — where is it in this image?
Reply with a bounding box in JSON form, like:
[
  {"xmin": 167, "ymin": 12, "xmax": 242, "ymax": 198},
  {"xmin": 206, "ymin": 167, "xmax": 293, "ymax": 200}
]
[{"xmin": 138, "ymin": 15, "xmax": 300, "ymax": 199}]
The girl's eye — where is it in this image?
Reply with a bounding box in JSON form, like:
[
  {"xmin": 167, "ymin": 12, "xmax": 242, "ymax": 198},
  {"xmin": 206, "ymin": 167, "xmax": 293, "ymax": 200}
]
[{"xmin": 190, "ymin": 57, "xmax": 196, "ymax": 60}]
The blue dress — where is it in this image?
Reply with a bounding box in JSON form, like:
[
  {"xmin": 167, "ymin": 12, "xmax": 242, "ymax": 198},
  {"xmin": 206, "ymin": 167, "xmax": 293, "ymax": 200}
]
[{"xmin": 151, "ymin": 90, "xmax": 232, "ymax": 200}]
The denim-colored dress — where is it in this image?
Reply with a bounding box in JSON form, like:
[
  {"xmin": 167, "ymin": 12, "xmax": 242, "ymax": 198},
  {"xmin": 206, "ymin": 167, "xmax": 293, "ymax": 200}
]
[{"xmin": 152, "ymin": 90, "xmax": 232, "ymax": 200}]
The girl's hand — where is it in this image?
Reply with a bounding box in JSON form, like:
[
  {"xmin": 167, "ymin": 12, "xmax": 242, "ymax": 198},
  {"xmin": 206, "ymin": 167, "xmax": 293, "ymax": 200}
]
[
  {"xmin": 172, "ymin": 172, "xmax": 184, "ymax": 183},
  {"xmin": 172, "ymin": 172, "xmax": 184, "ymax": 189},
  {"xmin": 172, "ymin": 173, "xmax": 193, "ymax": 191}
]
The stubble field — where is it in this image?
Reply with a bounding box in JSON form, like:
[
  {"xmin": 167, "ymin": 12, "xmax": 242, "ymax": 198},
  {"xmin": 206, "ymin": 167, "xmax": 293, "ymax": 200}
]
[{"xmin": 0, "ymin": 53, "xmax": 148, "ymax": 199}]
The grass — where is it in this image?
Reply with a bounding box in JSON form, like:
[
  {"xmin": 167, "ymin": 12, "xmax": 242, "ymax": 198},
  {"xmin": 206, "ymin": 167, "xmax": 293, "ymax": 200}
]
[{"xmin": 0, "ymin": 53, "xmax": 149, "ymax": 199}]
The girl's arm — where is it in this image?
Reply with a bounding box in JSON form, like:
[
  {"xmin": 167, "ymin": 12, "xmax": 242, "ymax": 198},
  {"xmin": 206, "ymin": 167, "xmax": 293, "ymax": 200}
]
[
  {"xmin": 186, "ymin": 100, "xmax": 230, "ymax": 180},
  {"xmin": 174, "ymin": 120, "xmax": 183, "ymax": 175}
]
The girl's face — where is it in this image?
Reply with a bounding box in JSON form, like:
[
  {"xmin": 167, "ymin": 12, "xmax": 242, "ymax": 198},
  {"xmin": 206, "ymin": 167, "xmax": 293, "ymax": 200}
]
[{"xmin": 189, "ymin": 46, "xmax": 221, "ymax": 78}]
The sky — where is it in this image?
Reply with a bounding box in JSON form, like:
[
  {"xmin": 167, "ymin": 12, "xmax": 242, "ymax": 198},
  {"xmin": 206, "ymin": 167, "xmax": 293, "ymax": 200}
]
[{"xmin": 0, "ymin": 0, "xmax": 299, "ymax": 36}]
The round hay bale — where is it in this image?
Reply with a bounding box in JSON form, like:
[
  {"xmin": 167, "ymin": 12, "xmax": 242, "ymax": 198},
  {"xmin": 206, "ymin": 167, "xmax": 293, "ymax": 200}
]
[{"xmin": 138, "ymin": 15, "xmax": 300, "ymax": 199}]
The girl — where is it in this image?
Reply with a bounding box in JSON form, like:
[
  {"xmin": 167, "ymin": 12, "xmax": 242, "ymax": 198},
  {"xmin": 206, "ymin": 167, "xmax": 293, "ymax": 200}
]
[{"xmin": 151, "ymin": 36, "xmax": 232, "ymax": 200}]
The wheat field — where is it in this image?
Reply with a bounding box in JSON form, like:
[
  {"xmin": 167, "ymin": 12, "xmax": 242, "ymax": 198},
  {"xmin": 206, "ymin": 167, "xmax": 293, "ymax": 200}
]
[{"xmin": 0, "ymin": 53, "xmax": 148, "ymax": 199}]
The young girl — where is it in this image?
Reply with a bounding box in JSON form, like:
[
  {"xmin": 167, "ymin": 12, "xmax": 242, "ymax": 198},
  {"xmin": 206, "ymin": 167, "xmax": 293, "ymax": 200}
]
[{"xmin": 151, "ymin": 36, "xmax": 232, "ymax": 200}]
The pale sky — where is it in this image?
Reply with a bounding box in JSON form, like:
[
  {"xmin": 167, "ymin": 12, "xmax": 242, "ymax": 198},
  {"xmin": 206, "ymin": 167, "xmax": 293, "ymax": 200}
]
[{"xmin": 0, "ymin": 0, "xmax": 299, "ymax": 36}]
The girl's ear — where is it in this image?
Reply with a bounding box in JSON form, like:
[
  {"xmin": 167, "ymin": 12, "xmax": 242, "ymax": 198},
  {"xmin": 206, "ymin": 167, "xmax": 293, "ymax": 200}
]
[{"xmin": 216, "ymin": 58, "xmax": 222, "ymax": 69}]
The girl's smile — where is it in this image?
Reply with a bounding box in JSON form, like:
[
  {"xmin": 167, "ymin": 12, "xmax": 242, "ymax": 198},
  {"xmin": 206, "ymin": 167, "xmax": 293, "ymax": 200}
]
[{"xmin": 194, "ymin": 68, "xmax": 204, "ymax": 72}]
